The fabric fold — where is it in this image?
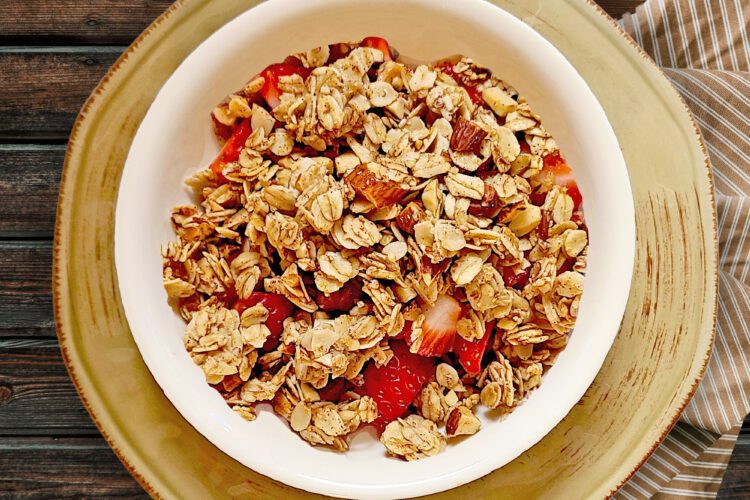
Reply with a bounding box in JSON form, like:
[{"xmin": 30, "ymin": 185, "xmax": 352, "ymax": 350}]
[{"xmin": 616, "ymin": 1, "xmax": 750, "ymax": 497}]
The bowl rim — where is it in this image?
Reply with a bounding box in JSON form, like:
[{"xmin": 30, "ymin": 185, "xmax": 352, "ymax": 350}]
[{"xmin": 52, "ymin": 0, "xmax": 716, "ymax": 498}]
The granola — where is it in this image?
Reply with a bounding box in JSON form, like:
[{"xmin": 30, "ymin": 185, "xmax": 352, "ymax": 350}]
[{"xmin": 162, "ymin": 37, "xmax": 588, "ymax": 459}]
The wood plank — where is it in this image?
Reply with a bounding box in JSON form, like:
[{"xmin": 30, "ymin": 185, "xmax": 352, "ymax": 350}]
[
  {"xmin": 595, "ymin": 0, "xmax": 643, "ymax": 18},
  {"xmin": 0, "ymin": 145, "xmax": 63, "ymax": 238},
  {"xmin": 719, "ymin": 431, "xmax": 750, "ymax": 499},
  {"xmin": 0, "ymin": 2, "xmax": 640, "ymax": 140},
  {"xmin": 0, "ymin": 48, "xmax": 121, "ymax": 141},
  {"xmin": 0, "ymin": 436, "xmax": 146, "ymax": 498},
  {"xmin": 0, "ymin": 0, "xmax": 639, "ymax": 45},
  {"xmin": 0, "ymin": 0, "xmax": 174, "ymax": 45},
  {"xmin": 0, "ymin": 241, "xmax": 54, "ymax": 338},
  {"xmin": 0, "ymin": 339, "xmax": 98, "ymax": 435}
]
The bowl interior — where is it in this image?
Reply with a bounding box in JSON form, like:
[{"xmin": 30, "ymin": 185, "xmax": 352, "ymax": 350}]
[{"xmin": 114, "ymin": 0, "xmax": 634, "ymax": 497}]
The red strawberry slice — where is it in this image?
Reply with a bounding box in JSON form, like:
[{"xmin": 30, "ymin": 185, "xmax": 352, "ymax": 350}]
[
  {"xmin": 327, "ymin": 42, "xmax": 352, "ymax": 63},
  {"xmin": 436, "ymin": 62, "xmax": 483, "ymax": 105},
  {"xmin": 393, "ymin": 320, "xmax": 411, "ymax": 340},
  {"xmin": 317, "ymin": 378, "xmax": 350, "ymax": 403},
  {"xmin": 210, "ymin": 118, "xmax": 252, "ymax": 182},
  {"xmin": 529, "ymin": 189, "xmax": 547, "ymax": 206},
  {"xmin": 360, "ymin": 340, "xmax": 435, "ymax": 432},
  {"xmin": 571, "ymin": 211, "xmax": 586, "ymax": 226},
  {"xmin": 408, "ymin": 295, "xmax": 462, "ymax": 357},
  {"xmin": 542, "ymin": 152, "xmax": 583, "ymax": 211},
  {"xmin": 501, "ymin": 266, "xmax": 530, "ymax": 290},
  {"xmin": 558, "ymin": 257, "xmax": 576, "ymax": 273},
  {"xmin": 317, "ymin": 279, "xmax": 362, "ymax": 312},
  {"xmin": 360, "ymin": 36, "xmax": 393, "ymax": 61},
  {"xmin": 454, "ymin": 321, "xmax": 495, "ymax": 374},
  {"xmin": 211, "ymin": 113, "xmax": 234, "ymax": 141},
  {"xmin": 259, "ymin": 63, "xmax": 312, "ymax": 109},
  {"xmin": 233, "ymin": 292, "xmax": 294, "ymax": 351}
]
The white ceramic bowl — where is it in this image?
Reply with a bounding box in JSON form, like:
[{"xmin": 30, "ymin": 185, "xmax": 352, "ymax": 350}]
[{"xmin": 115, "ymin": 0, "xmax": 635, "ymax": 497}]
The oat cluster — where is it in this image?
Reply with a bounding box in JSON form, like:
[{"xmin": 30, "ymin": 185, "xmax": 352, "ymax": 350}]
[{"xmin": 161, "ymin": 40, "xmax": 588, "ymax": 460}]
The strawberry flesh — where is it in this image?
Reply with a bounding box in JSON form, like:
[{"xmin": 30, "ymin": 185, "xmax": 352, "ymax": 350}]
[
  {"xmin": 454, "ymin": 321, "xmax": 495, "ymax": 374},
  {"xmin": 360, "ymin": 36, "xmax": 393, "ymax": 61},
  {"xmin": 233, "ymin": 292, "xmax": 294, "ymax": 351},
  {"xmin": 542, "ymin": 152, "xmax": 583, "ymax": 211},
  {"xmin": 316, "ymin": 279, "xmax": 362, "ymax": 312},
  {"xmin": 360, "ymin": 340, "xmax": 435, "ymax": 432},
  {"xmin": 317, "ymin": 378, "xmax": 350, "ymax": 402},
  {"xmin": 436, "ymin": 62, "xmax": 484, "ymax": 105},
  {"xmin": 210, "ymin": 118, "xmax": 252, "ymax": 182},
  {"xmin": 501, "ymin": 266, "xmax": 530, "ymax": 290},
  {"xmin": 410, "ymin": 295, "xmax": 462, "ymax": 357},
  {"xmin": 259, "ymin": 63, "xmax": 312, "ymax": 109}
]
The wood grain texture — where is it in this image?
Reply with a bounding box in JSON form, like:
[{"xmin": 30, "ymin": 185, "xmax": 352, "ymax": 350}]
[
  {"xmin": 0, "ymin": 49, "xmax": 121, "ymax": 141},
  {"xmin": 0, "ymin": 241, "xmax": 54, "ymax": 338},
  {"xmin": 0, "ymin": 0, "xmax": 174, "ymax": 45},
  {"xmin": 719, "ymin": 428, "xmax": 750, "ymax": 499},
  {"xmin": 0, "ymin": 0, "xmax": 744, "ymax": 498},
  {"xmin": 0, "ymin": 339, "xmax": 98, "ymax": 435},
  {"xmin": 0, "ymin": 145, "xmax": 63, "ymax": 238},
  {"xmin": 594, "ymin": 0, "xmax": 642, "ymax": 17},
  {"xmin": 0, "ymin": 436, "xmax": 147, "ymax": 498}
]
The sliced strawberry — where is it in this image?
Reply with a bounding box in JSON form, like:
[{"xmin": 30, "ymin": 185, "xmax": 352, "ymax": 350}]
[
  {"xmin": 529, "ymin": 189, "xmax": 547, "ymax": 206},
  {"xmin": 567, "ymin": 183, "xmax": 583, "ymax": 211},
  {"xmin": 409, "ymin": 295, "xmax": 462, "ymax": 357},
  {"xmin": 360, "ymin": 36, "xmax": 393, "ymax": 61},
  {"xmin": 344, "ymin": 163, "xmax": 409, "ymax": 209},
  {"xmin": 259, "ymin": 63, "xmax": 312, "ymax": 109},
  {"xmin": 233, "ymin": 292, "xmax": 294, "ymax": 351},
  {"xmin": 360, "ymin": 340, "xmax": 435, "ymax": 432},
  {"xmin": 318, "ymin": 378, "xmax": 349, "ymax": 402},
  {"xmin": 558, "ymin": 257, "xmax": 576, "ymax": 273},
  {"xmin": 436, "ymin": 62, "xmax": 483, "ymax": 105},
  {"xmin": 282, "ymin": 55, "xmax": 305, "ymax": 67},
  {"xmin": 211, "ymin": 112, "xmax": 234, "ymax": 141},
  {"xmin": 178, "ymin": 294, "xmax": 201, "ymax": 312},
  {"xmin": 327, "ymin": 42, "xmax": 352, "ymax": 63},
  {"xmin": 393, "ymin": 320, "xmax": 411, "ymax": 341},
  {"xmin": 216, "ymin": 286, "xmax": 239, "ymax": 308},
  {"xmin": 542, "ymin": 152, "xmax": 583, "ymax": 211},
  {"xmin": 317, "ymin": 279, "xmax": 362, "ymax": 312},
  {"xmin": 501, "ymin": 266, "xmax": 530, "ymax": 290},
  {"xmin": 210, "ymin": 118, "xmax": 252, "ymax": 182},
  {"xmin": 454, "ymin": 321, "xmax": 495, "ymax": 374},
  {"xmin": 166, "ymin": 260, "xmax": 189, "ymax": 281},
  {"xmin": 571, "ymin": 211, "xmax": 585, "ymax": 226}
]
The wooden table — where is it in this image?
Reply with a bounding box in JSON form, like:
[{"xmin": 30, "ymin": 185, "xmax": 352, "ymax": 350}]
[{"xmin": 1, "ymin": 1, "xmax": 747, "ymax": 497}]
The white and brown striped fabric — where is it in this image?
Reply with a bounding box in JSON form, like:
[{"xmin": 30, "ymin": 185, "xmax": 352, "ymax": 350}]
[{"xmin": 615, "ymin": 1, "xmax": 750, "ymax": 498}]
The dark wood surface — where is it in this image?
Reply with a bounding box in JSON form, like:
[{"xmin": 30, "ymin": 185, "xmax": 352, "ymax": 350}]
[{"xmin": 0, "ymin": 1, "xmax": 746, "ymax": 498}]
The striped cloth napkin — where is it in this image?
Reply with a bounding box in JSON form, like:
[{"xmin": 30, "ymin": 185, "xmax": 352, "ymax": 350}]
[{"xmin": 614, "ymin": 1, "xmax": 750, "ymax": 498}]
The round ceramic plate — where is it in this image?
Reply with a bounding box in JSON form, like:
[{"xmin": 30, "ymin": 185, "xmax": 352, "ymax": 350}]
[{"xmin": 54, "ymin": 0, "xmax": 716, "ymax": 498}]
